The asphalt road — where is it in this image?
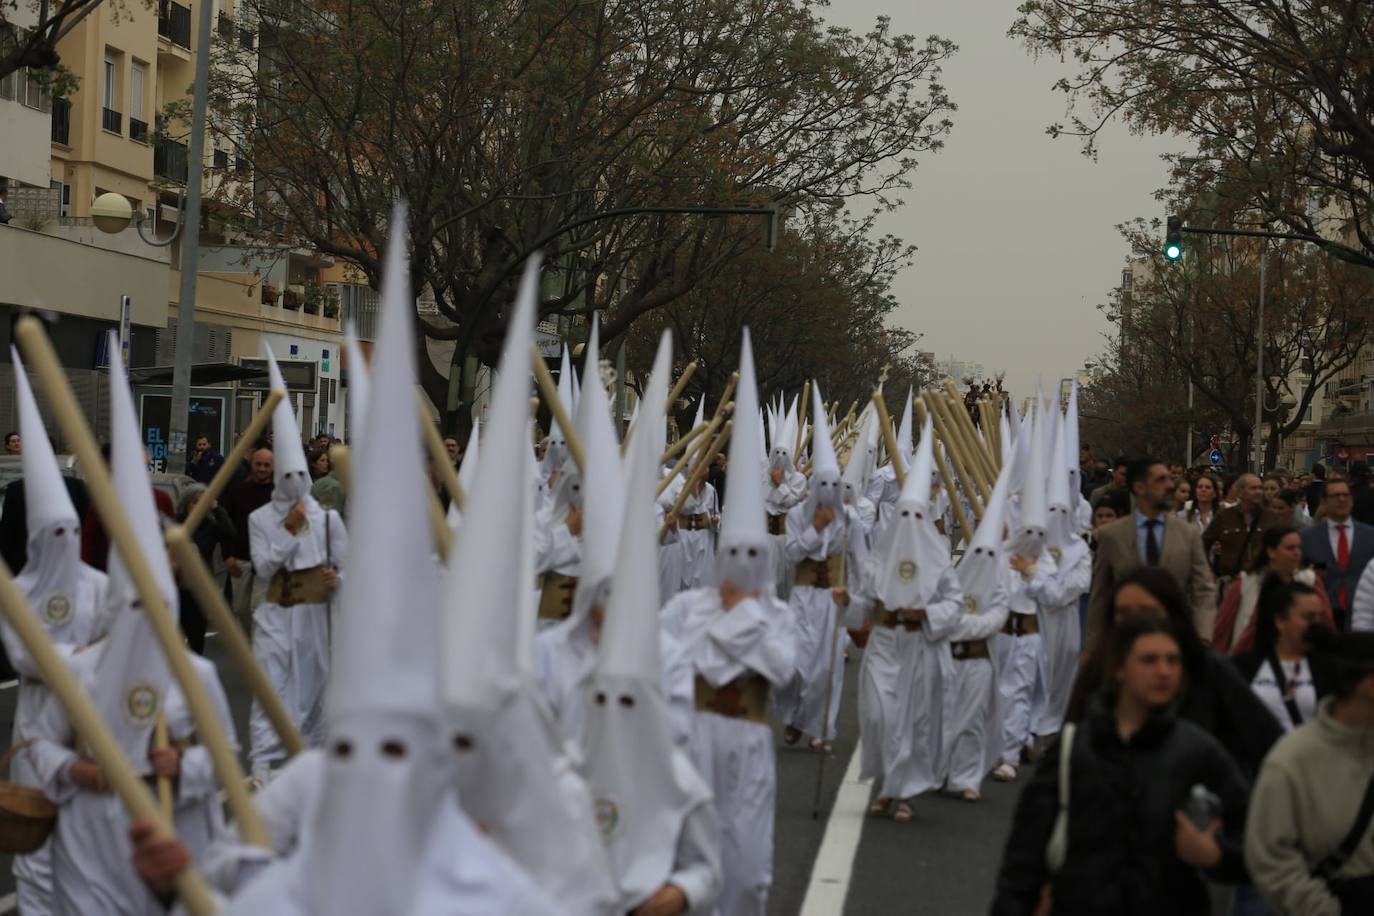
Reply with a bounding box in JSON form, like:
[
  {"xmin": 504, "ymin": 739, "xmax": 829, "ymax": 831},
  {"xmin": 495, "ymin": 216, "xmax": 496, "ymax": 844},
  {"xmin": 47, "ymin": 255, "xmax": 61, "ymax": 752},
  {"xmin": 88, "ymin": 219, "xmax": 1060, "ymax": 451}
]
[{"xmin": 0, "ymin": 637, "xmax": 1020, "ymax": 915}]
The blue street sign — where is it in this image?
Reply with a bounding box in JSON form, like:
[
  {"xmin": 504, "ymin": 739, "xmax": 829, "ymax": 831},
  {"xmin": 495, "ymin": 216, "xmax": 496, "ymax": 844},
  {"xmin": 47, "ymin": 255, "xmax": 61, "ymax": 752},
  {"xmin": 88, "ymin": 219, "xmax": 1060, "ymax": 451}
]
[{"xmin": 1209, "ymin": 449, "xmax": 1223, "ymax": 466}]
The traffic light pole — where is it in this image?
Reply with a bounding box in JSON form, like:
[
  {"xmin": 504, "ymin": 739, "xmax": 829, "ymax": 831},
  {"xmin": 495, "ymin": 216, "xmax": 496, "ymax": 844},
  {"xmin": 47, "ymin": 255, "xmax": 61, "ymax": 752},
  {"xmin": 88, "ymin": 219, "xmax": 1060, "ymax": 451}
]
[{"xmin": 1176, "ymin": 223, "xmax": 1374, "ymax": 269}]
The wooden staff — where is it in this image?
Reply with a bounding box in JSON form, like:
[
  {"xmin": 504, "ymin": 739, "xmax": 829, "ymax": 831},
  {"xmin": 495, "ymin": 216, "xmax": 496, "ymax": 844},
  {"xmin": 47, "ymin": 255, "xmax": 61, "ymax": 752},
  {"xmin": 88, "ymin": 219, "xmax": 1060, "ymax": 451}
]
[
  {"xmin": 182, "ymin": 389, "xmax": 284, "ymax": 534},
  {"xmin": 941, "ymin": 381, "xmax": 999, "ymax": 487},
  {"xmin": 870, "ymin": 390, "xmax": 906, "ymax": 490},
  {"xmin": 659, "ymin": 421, "xmax": 732, "ymax": 540},
  {"xmin": 659, "ymin": 420, "xmax": 708, "ymax": 466},
  {"xmin": 154, "ymin": 712, "xmax": 173, "ymax": 822},
  {"xmin": 793, "ymin": 381, "xmax": 811, "ymax": 459},
  {"xmin": 330, "ymin": 444, "xmax": 450, "ymax": 555},
  {"xmin": 929, "ymin": 392, "xmax": 993, "ymax": 504},
  {"xmin": 416, "ymin": 391, "xmax": 466, "ymax": 514},
  {"xmin": 165, "ymin": 527, "xmax": 306, "ymax": 758},
  {"xmin": 979, "ymin": 399, "xmax": 1000, "ymax": 468},
  {"xmin": 656, "ymin": 410, "xmax": 727, "ymax": 499},
  {"xmin": 665, "ymin": 361, "xmax": 698, "ymax": 413},
  {"xmin": 915, "ymin": 398, "xmax": 975, "ymax": 541},
  {"xmin": 0, "ymin": 560, "xmax": 218, "ymax": 915},
  {"xmin": 17, "ymin": 317, "xmax": 272, "ymax": 851},
  {"xmin": 921, "ymin": 394, "xmax": 985, "ymax": 520},
  {"xmin": 529, "ymin": 345, "xmax": 587, "ymax": 473},
  {"xmin": 712, "ymin": 372, "xmax": 740, "ymax": 426}
]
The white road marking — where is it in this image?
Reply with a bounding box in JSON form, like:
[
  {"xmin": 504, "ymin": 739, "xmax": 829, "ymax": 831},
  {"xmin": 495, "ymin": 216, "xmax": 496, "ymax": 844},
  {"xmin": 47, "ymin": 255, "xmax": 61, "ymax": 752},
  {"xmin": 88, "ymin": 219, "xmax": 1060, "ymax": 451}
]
[
  {"xmin": 799, "ymin": 744, "xmax": 870, "ymax": 916},
  {"xmin": 0, "ymin": 680, "xmax": 17, "ymax": 691}
]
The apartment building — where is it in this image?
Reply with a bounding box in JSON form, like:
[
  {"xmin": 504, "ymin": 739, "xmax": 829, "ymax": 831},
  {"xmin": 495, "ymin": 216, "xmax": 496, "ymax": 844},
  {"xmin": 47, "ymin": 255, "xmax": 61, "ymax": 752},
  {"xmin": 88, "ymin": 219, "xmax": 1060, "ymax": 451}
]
[{"xmin": 0, "ymin": 0, "xmax": 370, "ymax": 449}]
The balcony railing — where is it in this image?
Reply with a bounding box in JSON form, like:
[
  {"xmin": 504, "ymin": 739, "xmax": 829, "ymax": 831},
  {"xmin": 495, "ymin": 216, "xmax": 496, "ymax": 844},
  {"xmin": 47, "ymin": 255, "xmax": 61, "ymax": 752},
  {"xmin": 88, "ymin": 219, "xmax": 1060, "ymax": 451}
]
[
  {"xmin": 102, "ymin": 107, "xmax": 122, "ymax": 134},
  {"xmin": 51, "ymin": 99, "xmax": 70, "ymax": 145},
  {"xmin": 158, "ymin": 1, "xmax": 192, "ymax": 49},
  {"xmin": 129, "ymin": 117, "xmax": 149, "ymax": 143},
  {"xmin": 154, "ymin": 137, "xmax": 189, "ymax": 183}
]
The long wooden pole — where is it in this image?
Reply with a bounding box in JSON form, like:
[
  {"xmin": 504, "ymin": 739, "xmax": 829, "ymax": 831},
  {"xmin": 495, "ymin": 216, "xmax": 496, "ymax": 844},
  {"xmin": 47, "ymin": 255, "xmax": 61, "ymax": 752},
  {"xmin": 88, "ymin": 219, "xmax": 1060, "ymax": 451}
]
[
  {"xmin": 915, "ymin": 398, "xmax": 974, "ymax": 542},
  {"xmin": 165, "ymin": 528, "xmax": 305, "ymax": 757},
  {"xmin": 659, "ymin": 420, "xmax": 708, "ymax": 466},
  {"xmin": 17, "ymin": 317, "xmax": 271, "ymax": 851},
  {"xmin": 154, "ymin": 712, "xmax": 173, "ymax": 822},
  {"xmin": 182, "ymin": 389, "xmax": 283, "ymax": 534},
  {"xmin": 329, "ymin": 444, "xmax": 449, "ymax": 555},
  {"xmin": 656, "ymin": 411, "xmax": 727, "ymax": 499},
  {"xmin": 940, "ymin": 383, "xmax": 998, "ymax": 490},
  {"xmin": 0, "ymin": 560, "xmax": 218, "ymax": 915},
  {"xmin": 665, "ymin": 362, "xmax": 698, "ymax": 413},
  {"xmin": 870, "ymin": 391, "xmax": 906, "ymax": 490},
  {"xmin": 921, "ymin": 394, "xmax": 985, "ymax": 520},
  {"xmin": 530, "ymin": 345, "xmax": 587, "ymax": 473},
  {"xmin": 929, "ymin": 392, "xmax": 993, "ymax": 504},
  {"xmin": 712, "ymin": 372, "xmax": 740, "ymax": 426},
  {"xmin": 416, "ymin": 391, "xmax": 466, "ymax": 514},
  {"xmin": 794, "ymin": 381, "xmax": 811, "ymax": 460},
  {"xmin": 659, "ymin": 421, "xmax": 732, "ymax": 539}
]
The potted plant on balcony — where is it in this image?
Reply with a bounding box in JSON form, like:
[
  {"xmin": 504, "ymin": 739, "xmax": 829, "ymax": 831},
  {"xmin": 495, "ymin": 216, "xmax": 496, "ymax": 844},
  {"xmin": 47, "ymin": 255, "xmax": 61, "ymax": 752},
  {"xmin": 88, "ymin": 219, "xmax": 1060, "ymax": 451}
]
[
  {"xmin": 282, "ymin": 285, "xmax": 303, "ymax": 310},
  {"xmin": 303, "ymin": 281, "xmax": 324, "ymax": 315},
  {"xmin": 322, "ymin": 286, "xmax": 340, "ymax": 320},
  {"xmin": 261, "ymin": 282, "xmax": 280, "ymax": 306}
]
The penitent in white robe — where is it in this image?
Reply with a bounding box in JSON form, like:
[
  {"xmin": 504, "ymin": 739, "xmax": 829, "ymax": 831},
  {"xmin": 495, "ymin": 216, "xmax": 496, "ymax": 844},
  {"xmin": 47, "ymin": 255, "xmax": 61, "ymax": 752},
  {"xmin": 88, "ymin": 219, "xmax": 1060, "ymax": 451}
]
[
  {"xmin": 661, "ymin": 588, "xmax": 796, "ymax": 916},
  {"xmin": 1026, "ymin": 540, "xmax": 1090, "ymax": 738},
  {"xmin": 849, "ymin": 561, "xmax": 964, "ymax": 800},
  {"xmin": 764, "ymin": 469, "xmax": 807, "ymax": 599},
  {"xmin": 776, "ymin": 504, "xmax": 866, "ymax": 742},
  {"xmin": 247, "ymin": 497, "xmax": 347, "ymax": 768},
  {"xmin": 192, "ymin": 749, "xmax": 565, "ymax": 916},
  {"xmin": 994, "ymin": 549, "xmax": 1056, "ymax": 763},
  {"xmin": 30, "ymin": 649, "xmax": 234, "ymax": 916},
  {"xmin": 941, "ymin": 568, "xmax": 1011, "ymax": 794},
  {"xmin": 3, "ymin": 544, "xmax": 107, "ymax": 916}
]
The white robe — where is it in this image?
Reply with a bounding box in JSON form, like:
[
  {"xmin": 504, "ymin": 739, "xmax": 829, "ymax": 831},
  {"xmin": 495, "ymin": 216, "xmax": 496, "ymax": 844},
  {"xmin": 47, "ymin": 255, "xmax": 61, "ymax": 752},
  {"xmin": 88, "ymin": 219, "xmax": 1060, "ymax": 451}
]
[
  {"xmin": 941, "ymin": 569, "xmax": 1011, "ymax": 793},
  {"xmin": 994, "ymin": 549, "xmax": 1056, "ymax": 762},
  {"xmin": 850, "ymin": 561, "xmax": 963, "ymax": 799},
  {"xmin": 1026, "ymin": 540, "xmax": 1090, "ymax": 737},
  {"xmin": 776, "ymin": 504, "xmax": 866, "ymax": 741},
  {"xmin": 3, "ymin": 558, "xmax": 107, "ymax": 916},
  {"xmin": 660, "ymin": 588, "xmax": 797, "ymax": 916},
  {"xmin": 247, "ymin": 497, "xmax": 347, "ymax": 767},
  {"xmin": 193, "ymin": 749, "xmax": 565, "ymax": 916},
  {"xmin": 764, "ymin": 468, "xmax": 807, "ymax": 598},
  {"xmin": 29, "ymin": 650, "xmax": 234, "ymax": 916}
]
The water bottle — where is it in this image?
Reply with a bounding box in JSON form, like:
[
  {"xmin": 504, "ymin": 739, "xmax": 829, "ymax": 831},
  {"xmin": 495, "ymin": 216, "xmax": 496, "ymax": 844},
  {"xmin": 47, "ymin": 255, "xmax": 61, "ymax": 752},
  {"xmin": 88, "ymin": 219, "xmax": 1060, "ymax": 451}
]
[{"xmin": 1183, "ymin": 783, "xmax": 1222, "ymax": 831}]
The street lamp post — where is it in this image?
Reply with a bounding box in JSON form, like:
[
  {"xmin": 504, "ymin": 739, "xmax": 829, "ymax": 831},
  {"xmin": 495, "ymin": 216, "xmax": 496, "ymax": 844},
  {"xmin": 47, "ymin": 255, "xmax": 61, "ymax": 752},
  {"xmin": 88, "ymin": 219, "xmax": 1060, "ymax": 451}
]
[
  {"xmin": 165, "ymin": 0, "xmax": 215, "ymax": 475},
  {"xmin": 1253, "ymin": 246, "xmax": 1267, "ymax": 474}
]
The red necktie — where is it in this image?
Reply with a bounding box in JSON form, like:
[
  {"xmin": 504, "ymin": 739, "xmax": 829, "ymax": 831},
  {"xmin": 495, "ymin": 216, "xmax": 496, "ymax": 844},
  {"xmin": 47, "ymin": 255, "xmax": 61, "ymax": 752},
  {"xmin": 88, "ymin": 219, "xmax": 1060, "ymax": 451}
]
[{"xmin": 1337, "ymin": 523, "xmax": 1350, "ymax": 610}]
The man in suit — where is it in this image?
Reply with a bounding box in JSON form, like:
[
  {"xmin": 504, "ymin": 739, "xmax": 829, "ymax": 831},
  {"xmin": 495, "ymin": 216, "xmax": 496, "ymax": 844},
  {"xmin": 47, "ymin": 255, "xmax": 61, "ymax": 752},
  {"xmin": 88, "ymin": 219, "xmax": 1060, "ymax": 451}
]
[
  {"xmin": 1086, "ymin": 457, "xmax": 1218, "ymax": 649},
  {"xmin": 1301, "ymin": 475, "xmax": 1374, "ymax": 631}
]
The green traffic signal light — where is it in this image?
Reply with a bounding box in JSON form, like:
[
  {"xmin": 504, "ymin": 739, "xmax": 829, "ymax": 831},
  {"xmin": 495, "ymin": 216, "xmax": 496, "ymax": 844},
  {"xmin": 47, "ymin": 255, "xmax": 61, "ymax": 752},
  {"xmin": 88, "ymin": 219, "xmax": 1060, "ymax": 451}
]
[{"xmin": 1165, "ymin": 215, "xmax": 1183, "ymax": 261}]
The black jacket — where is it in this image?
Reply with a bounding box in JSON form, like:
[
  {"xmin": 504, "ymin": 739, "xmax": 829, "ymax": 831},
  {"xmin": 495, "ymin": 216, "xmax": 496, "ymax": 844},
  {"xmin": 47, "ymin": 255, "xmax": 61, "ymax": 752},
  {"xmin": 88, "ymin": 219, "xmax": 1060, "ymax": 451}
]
[
  {"xmin": 0, "ymin": 477, "xmax": 92, "ymax": 572},
  {"xmin": 991, "ymin": 702, "xmax": 1251, "ymax": 916},
  {"xmin": 1067, "ymin": 649, "xmax": 1283, "ymax": 777}
]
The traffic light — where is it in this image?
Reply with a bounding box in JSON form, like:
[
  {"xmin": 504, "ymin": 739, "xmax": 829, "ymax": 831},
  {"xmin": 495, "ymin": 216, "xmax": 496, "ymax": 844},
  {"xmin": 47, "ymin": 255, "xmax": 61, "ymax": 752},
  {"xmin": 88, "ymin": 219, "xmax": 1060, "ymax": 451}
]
[{"xmin": 1164, "ymin": 215, "xmax": 1183, "ymax": 261}]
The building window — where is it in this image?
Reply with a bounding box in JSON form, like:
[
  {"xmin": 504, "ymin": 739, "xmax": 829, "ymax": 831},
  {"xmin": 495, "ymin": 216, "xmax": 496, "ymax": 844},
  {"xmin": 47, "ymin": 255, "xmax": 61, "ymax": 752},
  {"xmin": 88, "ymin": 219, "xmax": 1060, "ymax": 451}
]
[
  {"xmin": 103, "ymin": 51, "xmax": 115, "ymax": 109},
  {"xmin": 130, "ymin": 61, "xmax": 145, "ymax": 117},
  {"xmin": 0, "ymin": 67, "xmax": 16, "ymax": 101},
  {"xmin": 22, "ymin": 70, "xmax": 51, "ymax": 112},
  {"xmin": 213, "ymin": 147, "xmax": 229, "ymax": 169},
  {"xmin": 102, "ymin": 50, "xmax": 121, "ymax": 134}
]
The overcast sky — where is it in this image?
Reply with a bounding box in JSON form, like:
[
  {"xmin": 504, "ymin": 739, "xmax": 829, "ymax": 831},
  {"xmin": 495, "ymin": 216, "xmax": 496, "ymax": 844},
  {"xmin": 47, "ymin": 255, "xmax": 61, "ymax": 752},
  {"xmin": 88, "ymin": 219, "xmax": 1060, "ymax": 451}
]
[{"xmin": 822, "ymin": 1, "xmax": 1184, "ymax": 394}]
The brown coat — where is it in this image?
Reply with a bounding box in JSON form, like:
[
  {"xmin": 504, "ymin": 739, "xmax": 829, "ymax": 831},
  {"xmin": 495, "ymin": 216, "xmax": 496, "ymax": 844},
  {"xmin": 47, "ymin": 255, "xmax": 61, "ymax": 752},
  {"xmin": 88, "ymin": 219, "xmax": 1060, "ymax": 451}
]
[
  {"xmin": 1202, "ymin": 505, "xmax": 1289, "ymax": 579},
  {"xmin": 1086, "ymin": 513, "xmax": 1218, "ymax": 649}
]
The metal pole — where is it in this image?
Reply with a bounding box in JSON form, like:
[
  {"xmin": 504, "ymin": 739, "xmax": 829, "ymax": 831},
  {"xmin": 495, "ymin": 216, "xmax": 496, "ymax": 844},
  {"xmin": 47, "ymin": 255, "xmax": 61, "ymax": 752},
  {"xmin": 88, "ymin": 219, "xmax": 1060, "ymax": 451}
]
[
  {"xmin": 167, "ymin": 0, "xmax": 214, "ymax": 474},
  {"xmin": 1253, "ymin": 246, "xmax": 1267, "ymax": 474},
  {"xmin": 1186, "ymin": 380, "xmax": 1194, "ymax": 466}
]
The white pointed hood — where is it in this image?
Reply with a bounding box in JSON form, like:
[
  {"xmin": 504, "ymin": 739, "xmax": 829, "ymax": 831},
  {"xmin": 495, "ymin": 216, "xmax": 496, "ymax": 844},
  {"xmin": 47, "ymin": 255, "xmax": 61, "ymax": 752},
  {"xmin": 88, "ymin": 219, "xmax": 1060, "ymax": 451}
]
[
  {"xmin": 1064, "ymin": 380, "xmax": 1081, "ymax": 494},
  {"xmin": 344, "ymin": 323, "xmax": 371, "ymax": 446},
  {"xmin": 541, "ymin": 346, "xmax": 574, "ymax": 474},
  {"xmin": 264, "ymin": 346, "xmax": 310, "ymax": 513},
  {"xmin": 583, "ymin": 354, "xmax": 710, "ymax": 909},
  {"xmin": 566, "ymin": 317, "xmax": 623, "ymax": 624},
  {"xmin": 1045, "ymin": 407, "xmax": 1088, "ymax": 571},
  {"xmin": 804, "ymin": 382, "xmax": 842, "ymax": 512},
  {"xmin": 770, "ymin": 394, "xmax": 797, "ymax": 471},
  {"xmin": 691, "ymin": 395, "xmax": 705, "ymax": 432},
  {"xmin": 14, "ymin": 349, "xmax": 75, "ymax": 532},
  {"xmin": 306, "ymin": 204, "xmax": 445, "ymax": 916},
  {"xmin": 871, "ymin": 415, "xmax": 948, "ymax": 609},
  {"xmin": 716, "ymin": 329, "xmax": 771, "ymax": 594},
  {"xmin": 1009, "ymin": 406, "xmax": 1048, "ymax": 557},
  {"xmin": 896, "ymin": 387, "xmax": 914, "ymax": 467},
  {"xmin": 446, "ymin": 419, "xmax": 481, "ymax": 531},
  {"xmin": 958, "ymin": 459, "xmax": 1013, "ymax": 608},
  {"xmin": 93, "ymin": 331, "xmax": 174, "ymax": 775},
  {"xmin": 842, "ymin": 406, "xmax": 878, "ymax": 506}
]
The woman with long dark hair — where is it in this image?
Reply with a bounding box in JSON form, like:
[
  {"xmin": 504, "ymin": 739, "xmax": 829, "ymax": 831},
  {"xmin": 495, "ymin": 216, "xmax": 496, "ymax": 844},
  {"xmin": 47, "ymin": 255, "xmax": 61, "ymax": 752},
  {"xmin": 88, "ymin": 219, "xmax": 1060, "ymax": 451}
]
[
  {"xmin": 1232, "ymin": 581, "xmax": 1336, "ymax": 733},
  {"xmin": 993, "ymin": 614, "xmax": 1250, "ymax": 915},
  {"xmin": 1212, "ymin": 526, "xmax": 1334, "ymax": 655},
  {"xmin": 1066, "ymin": 567, "xmax": 1282, "ymax": 776}
]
